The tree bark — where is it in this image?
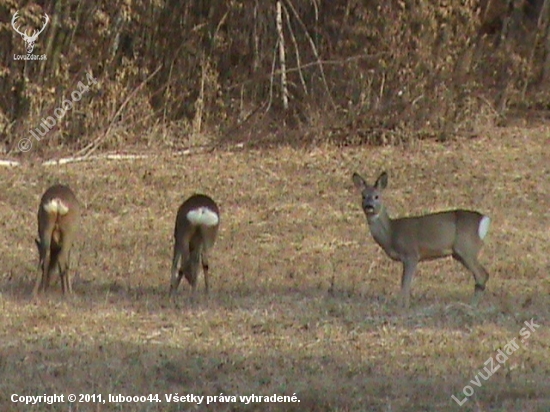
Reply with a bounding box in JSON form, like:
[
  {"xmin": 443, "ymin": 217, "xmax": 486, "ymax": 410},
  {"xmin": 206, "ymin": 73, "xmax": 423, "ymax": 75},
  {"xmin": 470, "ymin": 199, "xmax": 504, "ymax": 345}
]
[{"xmin": 276, "ymin": 0, "xmax": 289, "ymax": 110}]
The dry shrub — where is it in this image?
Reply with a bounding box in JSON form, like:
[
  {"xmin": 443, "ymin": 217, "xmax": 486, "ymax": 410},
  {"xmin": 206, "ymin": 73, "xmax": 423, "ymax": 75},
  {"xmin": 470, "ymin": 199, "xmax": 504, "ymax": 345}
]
[{"xmin": 0, "ymin": 0, "xmax": 548, "ymax": 153}]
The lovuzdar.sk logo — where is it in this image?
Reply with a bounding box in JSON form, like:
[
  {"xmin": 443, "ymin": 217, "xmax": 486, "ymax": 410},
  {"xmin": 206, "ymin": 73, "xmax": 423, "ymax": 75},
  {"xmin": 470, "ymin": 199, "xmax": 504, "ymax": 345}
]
[{"xmin": 12, "ymin": 10, "xmax": 49, "ymax": 60}]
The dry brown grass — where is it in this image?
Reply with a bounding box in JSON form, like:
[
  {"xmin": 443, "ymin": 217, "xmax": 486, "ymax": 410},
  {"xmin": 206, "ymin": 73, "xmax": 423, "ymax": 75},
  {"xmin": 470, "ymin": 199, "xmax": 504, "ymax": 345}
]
[{"xmin": 0, "ymin": 125, "xmax": 549, "ymax": 411}]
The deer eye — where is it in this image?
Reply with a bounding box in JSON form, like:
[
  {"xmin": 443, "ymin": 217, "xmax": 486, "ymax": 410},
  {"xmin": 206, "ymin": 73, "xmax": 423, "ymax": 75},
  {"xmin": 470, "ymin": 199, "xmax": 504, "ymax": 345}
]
[{"xmin": 374, "ymin": 195, "xmax": 379, "ymax": 200}]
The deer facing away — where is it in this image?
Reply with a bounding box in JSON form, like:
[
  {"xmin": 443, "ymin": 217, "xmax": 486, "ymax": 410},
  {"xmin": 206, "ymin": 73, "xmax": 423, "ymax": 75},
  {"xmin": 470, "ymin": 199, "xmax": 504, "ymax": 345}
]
[
  {"xmin": 352, "ymin": 172, "xmax": 491, "ymax": 308},
  {"xmin": 34, "ymin": 184, "xmax": 81, "ymax": 296},
  {"xmin": 170, "ymin": 194, "xmax": 220, "ymax": 296}
]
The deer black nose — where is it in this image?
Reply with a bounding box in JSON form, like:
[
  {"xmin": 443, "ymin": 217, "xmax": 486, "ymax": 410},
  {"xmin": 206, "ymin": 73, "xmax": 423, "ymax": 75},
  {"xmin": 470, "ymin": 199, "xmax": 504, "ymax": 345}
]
[{"xmin": 363, "ymin": 202, "xmax": 375, "ymax": 212}]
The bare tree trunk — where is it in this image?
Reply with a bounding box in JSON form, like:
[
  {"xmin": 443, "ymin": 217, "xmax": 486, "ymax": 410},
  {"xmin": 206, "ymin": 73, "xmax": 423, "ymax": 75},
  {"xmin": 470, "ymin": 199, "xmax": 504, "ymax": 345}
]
[
  {"xmin": 253, "ymin": 0, "xmax": 260, "ymax": 73},
  {"xmin": 541, "ymin": 0, "xmax": 550, "ymax": 84},
  {"xmin": 523, "ymin": 0, "xmax": 550, "ymax": 97},
  {"xmin": 276, "ymin": 0, "xmax": 289, "ymax": 111},
  {"xmin": 193, "ymin": 57, "xmax": 207, "ymax": 135}
]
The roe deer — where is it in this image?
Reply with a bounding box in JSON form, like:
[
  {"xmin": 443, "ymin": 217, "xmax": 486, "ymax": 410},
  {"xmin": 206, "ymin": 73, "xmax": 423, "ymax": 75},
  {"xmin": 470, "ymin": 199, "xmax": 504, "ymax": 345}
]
[
  {"xmin": 352, "ymin": 172, "xmax": 491, "ymax": 308},
  {"xmin": 170, "ymin": 194, "xmax": 220, "ymax": 296},
  {"xmin": 34, "ymin": 184, "xmax": 81, "ymax": 296}
]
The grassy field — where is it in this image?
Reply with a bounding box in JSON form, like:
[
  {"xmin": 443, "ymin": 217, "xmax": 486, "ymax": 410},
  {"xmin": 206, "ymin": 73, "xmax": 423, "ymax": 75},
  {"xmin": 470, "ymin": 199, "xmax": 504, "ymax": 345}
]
[{"xmin": 0, "ymin": 125, "xmax": 548, "ymax": 411}]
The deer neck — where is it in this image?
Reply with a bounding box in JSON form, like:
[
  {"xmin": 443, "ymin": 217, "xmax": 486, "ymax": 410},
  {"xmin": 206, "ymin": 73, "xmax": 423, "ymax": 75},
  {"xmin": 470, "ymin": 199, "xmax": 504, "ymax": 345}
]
[{"xmin": 367, "ymin": 207, "xmax": 394, "ymax": 255}]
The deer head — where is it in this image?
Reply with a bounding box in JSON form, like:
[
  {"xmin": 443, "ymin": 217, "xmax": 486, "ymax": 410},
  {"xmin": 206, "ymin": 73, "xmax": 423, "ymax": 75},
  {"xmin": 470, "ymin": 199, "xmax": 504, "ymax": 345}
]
[{"xmin": 12, "ymin": 12, "xmax": 50, "ymax": 54}]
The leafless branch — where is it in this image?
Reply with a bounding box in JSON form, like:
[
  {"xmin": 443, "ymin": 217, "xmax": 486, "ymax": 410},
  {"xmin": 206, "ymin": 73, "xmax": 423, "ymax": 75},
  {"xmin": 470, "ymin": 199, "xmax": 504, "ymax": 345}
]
[
  {"xmin": 276, "ymin": 1, "xmax": 289, "ymax": 110},
  {"xmin": 228, "ymin": 53, "xmax": 385, "ymax": 92},
  {"xmin": 75, "ymin": 65, "xmax": 162, "ymax": 158},
  {"xmin": 282, "ymin": 2, "xmax": 307, "ymax": 95},
  {"xmin": 283, "ymin": 0, "xmax": 335, "ymax": 109}
]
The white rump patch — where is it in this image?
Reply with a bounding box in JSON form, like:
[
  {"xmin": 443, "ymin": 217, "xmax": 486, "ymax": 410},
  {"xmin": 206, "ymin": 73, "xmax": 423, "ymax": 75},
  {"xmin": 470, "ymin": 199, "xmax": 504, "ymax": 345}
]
[
  {"xmin": 187, "ymin": 207, "xmax": 219, "ymax": 227},
  {"xmin": 478, "ymin": 216, "xmax": 491, "ymax": 240},
  {"xmin": 43, "ymin": 198, "xmax": 70, "ymax": 215}
]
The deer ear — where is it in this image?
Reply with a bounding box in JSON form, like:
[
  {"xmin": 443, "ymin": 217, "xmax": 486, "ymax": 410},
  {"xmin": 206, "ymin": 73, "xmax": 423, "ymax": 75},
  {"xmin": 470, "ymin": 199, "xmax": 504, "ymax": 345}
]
[
  {"xmin": 375, "ymin": 172, "xmax": 388, "ymax": 189},
  {"xmin": 352, "ymin": 173, "xmax": 367, "ymax": 191}
]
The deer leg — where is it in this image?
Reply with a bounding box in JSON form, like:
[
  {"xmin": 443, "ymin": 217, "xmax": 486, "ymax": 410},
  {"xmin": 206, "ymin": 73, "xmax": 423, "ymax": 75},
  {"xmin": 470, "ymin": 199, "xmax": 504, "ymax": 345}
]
[
  {"xmin": 32, "ymin": 274, "xmax": 43, "ymax": 297},
  {"xmin": 59, "ymin": 262, "xmax": 67, "ymax": 294},
  {"xmin": 45, "ymin": 244, "xmax": 64, "ymax": 292},
  {"xmin": 33, "ymin": 252, "xmax": 48, "ymax": 296},
  {"xmin": 66, "ymin": 249, "xmax": 73, "ymax": 294},
  {"xmin": 184, "ymin": 248, "xmax": 200, "ymax": 293},
  {"xmin": 169, "ymin": 241, "xmax": 184, "ymax": 296},
  {"xmin": 201, "ymin": 251, "xmax": 210, "ymax": 295},
  {"xmin": 43, "ymin": 249, "xmax": 56, "ymax": 292},
  {"xmin": 401, "ymin": 259, "xmax": 418, "ymax": 309},
  {"xmin": 471, "ymin": 264, "xmax": 489, "ymax": 306},
  {"xmin": 453, "ymin": 253, "xmax": 489, "ymax": 306},
  {"xmin": 56, "ymin": 246, "xmax": 72, "ymax": 295}
]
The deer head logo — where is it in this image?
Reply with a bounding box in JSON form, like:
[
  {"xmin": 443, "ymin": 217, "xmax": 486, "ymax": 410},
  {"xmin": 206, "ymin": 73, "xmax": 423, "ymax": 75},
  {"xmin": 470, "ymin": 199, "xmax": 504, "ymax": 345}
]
[{"xmin": 12, "ymin": 11, "xmax": 50, "ymax": 54}]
